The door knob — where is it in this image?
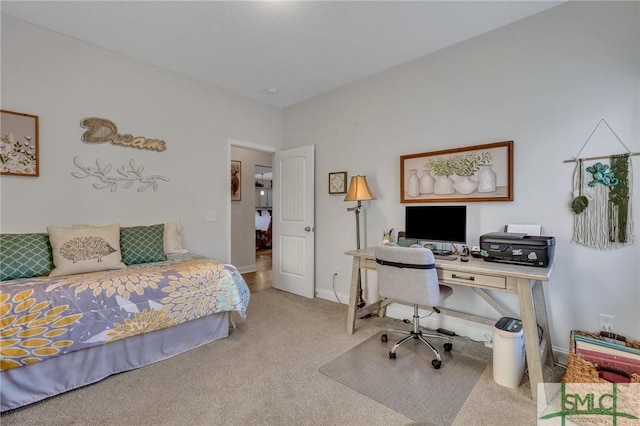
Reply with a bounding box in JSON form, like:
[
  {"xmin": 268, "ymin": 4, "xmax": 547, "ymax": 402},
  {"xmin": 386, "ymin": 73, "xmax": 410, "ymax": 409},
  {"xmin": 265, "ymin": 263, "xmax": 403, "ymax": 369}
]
[{"xmin": 304, "ymin": 226, "xmax": 314, "ymax": 232}]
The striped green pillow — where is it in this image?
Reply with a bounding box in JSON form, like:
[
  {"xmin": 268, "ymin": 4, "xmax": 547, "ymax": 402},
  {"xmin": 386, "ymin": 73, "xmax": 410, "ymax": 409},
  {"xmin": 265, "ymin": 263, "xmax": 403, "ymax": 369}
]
[
  {"xmin": 0, "ymin": 233, "xmax": 54, "ymax": 280},
  {"xmin": 120, "ymin": 224, "xmax": 166, "ymax": 265}
]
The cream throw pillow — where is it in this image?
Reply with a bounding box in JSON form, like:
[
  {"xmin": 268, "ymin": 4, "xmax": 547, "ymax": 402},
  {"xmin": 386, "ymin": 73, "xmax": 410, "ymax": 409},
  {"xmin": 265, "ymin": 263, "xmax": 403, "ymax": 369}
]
[
  {"xmin": 163, "ymin": 220, "xmax": 188, "ymax": 255},
  {"xmin": 48, "ymin": 224, "xmax": 126, "ymax": 277}
]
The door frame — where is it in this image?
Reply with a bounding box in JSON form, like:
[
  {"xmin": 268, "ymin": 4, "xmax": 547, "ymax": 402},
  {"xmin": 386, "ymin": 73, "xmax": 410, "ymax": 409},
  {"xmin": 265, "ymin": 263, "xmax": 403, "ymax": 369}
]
[{"xmin": 227, "ymin": 138, "xmax": 277, "ymax": 264}]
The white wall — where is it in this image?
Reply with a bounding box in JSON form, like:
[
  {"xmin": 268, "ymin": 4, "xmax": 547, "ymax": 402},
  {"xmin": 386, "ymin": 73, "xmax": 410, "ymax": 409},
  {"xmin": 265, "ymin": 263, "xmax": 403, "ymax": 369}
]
[
  {"xmin": 2, "ymin": 3, "xmax": 638, "ymax": 355},
  {"xmin": 0, "ymin": 15, "xmax": 282, "ymax": 262},
  {"xmin": 283, "ymin": 1, "xmax": 640, "ymax": 351},
  {"xmin": 230, "ymin": 146, "xmax": 273, "ymax": 272}
]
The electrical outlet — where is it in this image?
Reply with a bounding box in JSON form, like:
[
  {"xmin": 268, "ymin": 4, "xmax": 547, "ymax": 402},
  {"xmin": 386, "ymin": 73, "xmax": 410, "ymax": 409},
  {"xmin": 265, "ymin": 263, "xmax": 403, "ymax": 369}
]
[
  {"xmin": 599, "ymin": 314, "xmax": 614, "ymax": 332},
  {"xmin": 332, "ymin": 267, "xmax": 339, "ymax": 278}
]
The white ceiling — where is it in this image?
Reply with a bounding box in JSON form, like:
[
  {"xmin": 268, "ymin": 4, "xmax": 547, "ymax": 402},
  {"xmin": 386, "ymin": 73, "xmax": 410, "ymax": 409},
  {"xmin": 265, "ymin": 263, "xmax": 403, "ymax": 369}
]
[{"xmin": 2, "ymin": 1, "xmax": 562, "ymax": 108}]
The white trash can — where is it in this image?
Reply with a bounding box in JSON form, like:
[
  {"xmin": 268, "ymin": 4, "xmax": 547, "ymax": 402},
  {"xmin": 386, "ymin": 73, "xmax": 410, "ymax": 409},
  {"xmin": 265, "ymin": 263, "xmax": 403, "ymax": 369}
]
[{"xmin": 493, "ymin": 317, "xmax": 525, "ymax": 389}]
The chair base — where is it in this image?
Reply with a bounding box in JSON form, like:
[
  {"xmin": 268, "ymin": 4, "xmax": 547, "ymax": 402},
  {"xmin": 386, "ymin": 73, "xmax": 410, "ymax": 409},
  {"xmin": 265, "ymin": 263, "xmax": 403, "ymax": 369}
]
[{"xmin": 381, "ymin": 305, "xmax": 452, "ymax": 369}]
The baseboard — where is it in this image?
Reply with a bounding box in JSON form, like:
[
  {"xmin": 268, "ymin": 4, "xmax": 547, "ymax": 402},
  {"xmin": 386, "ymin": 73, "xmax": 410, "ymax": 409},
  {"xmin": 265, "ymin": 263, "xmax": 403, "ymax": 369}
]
[
  {"xmin": 315, "ymin": 290, "xmax": 493, "ymax": 341},
  {"xmin": 315, "ymin": 292, "xmax": 568, "ymax": 365},
  {"xmin": 315, "ymin": 288, "xmax": 349, "ymax": 306},
  {"xmin": 236, "ymin": 264, "xmax": 257, "ymax": 274},
  {"xmin": 385, "ymin": 303, "xmax": 494, "ymax": 344},
  {"xmin": 554, "ymin": 348, "xmax": 568, "ymax": 367}
]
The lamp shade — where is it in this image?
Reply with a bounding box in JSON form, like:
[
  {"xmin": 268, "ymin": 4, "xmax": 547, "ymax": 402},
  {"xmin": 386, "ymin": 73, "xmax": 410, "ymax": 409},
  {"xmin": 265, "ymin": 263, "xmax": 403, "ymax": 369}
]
[{"xmin": 344, "ymin": 175, "xmax": 376, "ymax": 202}]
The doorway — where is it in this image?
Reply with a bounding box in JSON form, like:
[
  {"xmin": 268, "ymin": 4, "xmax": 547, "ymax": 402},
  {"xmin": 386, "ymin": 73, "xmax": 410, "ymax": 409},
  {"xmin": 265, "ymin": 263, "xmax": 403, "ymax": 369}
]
[
  {"xmin": 253, "ymin": 164, "xmax": 273, "ymax": 292},
  {"xmin": 255, "ymin": 165, "xmax": 272, "ymax": 252},
  {"xmin": 229, "ymin": 143, "xmax": 274, "ymax": 291},
  {"xmin": 229, "ymin": 141, "xmax": 315, "ymax": 298}
]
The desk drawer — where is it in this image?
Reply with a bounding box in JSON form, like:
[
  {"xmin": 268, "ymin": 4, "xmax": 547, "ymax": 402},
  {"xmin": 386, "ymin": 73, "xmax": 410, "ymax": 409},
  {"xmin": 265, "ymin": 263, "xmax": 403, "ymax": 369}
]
[{"xmin": 438, "ymin": 270, "xmax": 506, "ymax": 289}]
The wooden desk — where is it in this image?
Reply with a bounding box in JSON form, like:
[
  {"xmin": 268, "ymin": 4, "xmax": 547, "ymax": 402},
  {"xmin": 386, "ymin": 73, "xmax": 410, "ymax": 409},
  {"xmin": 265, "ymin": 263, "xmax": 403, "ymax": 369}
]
[{"xmin": 345, "ymin": 247, "xmax": 555, "ymax": 402}]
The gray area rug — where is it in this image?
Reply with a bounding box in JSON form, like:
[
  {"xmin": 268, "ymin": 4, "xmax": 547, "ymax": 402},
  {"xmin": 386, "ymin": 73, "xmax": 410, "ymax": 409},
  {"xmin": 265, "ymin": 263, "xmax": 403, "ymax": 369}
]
[{"xmin": 320, "ymin": 331, "xmax": 487, "ymax": 425}]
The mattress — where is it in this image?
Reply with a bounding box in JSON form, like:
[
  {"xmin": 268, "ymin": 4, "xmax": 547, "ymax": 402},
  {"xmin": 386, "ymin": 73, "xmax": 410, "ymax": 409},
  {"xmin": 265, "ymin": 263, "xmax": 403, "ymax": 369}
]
[{"xmin": 0, "ymin": 254, "xmax": 250, "ymax": 411}]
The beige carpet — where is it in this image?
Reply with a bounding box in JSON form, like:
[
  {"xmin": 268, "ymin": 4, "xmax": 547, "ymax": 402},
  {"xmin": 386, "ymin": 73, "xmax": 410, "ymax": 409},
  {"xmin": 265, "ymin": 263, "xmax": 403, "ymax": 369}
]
[
  {"xmin": 1, "ymin": 288, "xmax": 564, "ymax": 425},
  {"xmin": 320, "ymin": 331, "xmax": 487, "ymax": 424}
]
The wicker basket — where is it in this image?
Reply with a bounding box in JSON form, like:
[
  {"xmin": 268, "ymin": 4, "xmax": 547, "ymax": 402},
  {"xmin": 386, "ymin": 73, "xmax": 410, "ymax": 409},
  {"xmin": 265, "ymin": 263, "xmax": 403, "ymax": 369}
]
[{"xmin": 562, "ymin": 330, "xmax": 640, "ymax": 383}]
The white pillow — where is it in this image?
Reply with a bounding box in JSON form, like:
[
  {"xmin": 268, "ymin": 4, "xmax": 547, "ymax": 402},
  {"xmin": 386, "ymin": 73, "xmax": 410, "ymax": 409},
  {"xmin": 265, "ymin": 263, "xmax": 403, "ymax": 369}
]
[
  {"xmin": 163, "ymin": 220, "xmax": 188, "ymax": 255},
  {"xmin": 48, "ymin": 224, "xmax": 126, "ymax": 277}
]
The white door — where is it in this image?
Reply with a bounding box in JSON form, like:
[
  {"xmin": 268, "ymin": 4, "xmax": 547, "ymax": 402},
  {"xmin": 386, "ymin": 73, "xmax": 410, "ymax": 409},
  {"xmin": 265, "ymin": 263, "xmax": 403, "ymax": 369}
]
[{"xmin": 272, "ymin": 145, "xmax": 315, "ymax": 298}]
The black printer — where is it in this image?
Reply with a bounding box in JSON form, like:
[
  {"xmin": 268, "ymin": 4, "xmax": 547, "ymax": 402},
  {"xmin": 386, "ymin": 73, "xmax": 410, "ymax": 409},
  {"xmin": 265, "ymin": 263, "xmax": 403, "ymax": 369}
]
[{"xmin": 479, "ymin": 232, "xmax": 555, "ymax": 267}]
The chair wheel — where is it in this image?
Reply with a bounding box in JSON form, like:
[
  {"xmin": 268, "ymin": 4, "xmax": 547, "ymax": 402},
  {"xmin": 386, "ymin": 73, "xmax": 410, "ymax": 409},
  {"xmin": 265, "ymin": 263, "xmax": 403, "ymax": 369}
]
[
  {"xmin": 381, "ymin": 333, "xmax": 388, "ymax": 343},
  {"xmin": 432, "ymin": 359, "xmax": 442, "ymax": 369},
  {"xmin": 444, "ymin": 342, "xmax": 453, "ymax": 352},
  {"xmin": 389, "ymin": 351, "xmax": 396, "ymax": 359}
]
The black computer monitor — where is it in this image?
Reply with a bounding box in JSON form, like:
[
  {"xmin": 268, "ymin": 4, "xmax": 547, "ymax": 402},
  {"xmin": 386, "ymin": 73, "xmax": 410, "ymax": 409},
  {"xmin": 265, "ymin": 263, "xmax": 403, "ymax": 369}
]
[{"xmin": 405, "ymin": 205, "xmax": 467, "ymax": 244}]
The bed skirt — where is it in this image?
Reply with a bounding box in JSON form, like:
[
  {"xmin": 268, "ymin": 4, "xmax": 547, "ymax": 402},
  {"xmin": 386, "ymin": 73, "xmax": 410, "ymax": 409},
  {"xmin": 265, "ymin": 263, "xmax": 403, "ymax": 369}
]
[{"xmin": 1, "ymin": 312, "xmax": 230, "ymax": 412}]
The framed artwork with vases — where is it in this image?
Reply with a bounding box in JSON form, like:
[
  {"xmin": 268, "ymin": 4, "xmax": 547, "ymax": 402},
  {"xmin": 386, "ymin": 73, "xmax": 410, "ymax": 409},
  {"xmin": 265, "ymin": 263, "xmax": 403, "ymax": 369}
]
[{"xmin": 400, "ymin": 141, "xmax": 513, "ymax": 203}]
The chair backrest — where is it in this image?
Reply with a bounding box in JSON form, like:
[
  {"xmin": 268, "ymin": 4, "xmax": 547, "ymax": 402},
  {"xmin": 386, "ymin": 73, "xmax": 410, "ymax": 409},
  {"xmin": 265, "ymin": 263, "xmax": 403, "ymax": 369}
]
[{"xmin": 375, "ymin": 244, "xmax": 446, "ymax": 307}]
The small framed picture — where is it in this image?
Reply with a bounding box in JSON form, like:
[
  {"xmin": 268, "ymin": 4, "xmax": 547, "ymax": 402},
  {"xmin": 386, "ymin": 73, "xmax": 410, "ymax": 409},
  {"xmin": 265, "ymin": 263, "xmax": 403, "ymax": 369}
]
[
  {"xmin": 328, "ymin": 171, "xmax": 347, "ymax": 194},
  {"xmin": 231, "ymin": 160, "xmax": 241, "ymax": 201},
  {"xmin": 1, "ymin": 109, "xmax": 39, "ymax": 177}
]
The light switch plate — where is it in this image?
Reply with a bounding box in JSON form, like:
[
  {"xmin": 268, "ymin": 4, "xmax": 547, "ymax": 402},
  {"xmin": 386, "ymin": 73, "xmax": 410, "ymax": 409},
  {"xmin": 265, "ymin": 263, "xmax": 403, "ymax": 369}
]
[{"xmin": 206, "ymin": 211, "xmax": 217, "ymax": 222}]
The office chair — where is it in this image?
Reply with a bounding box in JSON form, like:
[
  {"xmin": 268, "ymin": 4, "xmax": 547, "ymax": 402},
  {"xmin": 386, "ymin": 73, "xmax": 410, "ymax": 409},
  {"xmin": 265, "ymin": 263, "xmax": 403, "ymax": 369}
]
[{"xmin": 375, "ymin": 244, "xmax": 453, "ymax": 369}]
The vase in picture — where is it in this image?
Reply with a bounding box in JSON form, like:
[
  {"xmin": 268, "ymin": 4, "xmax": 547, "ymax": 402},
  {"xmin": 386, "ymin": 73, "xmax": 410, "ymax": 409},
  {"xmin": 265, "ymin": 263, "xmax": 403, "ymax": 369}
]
[
  {"xmin": 407, "ymin": 169, "xmax": 420, "ymax": 197},
  {"xmin": 453, "ymin": 175, "xmax": 478, "ymax": 194},
  {"xmin": 477, "ymin": 164, "xmax": 497, "ymax": 193},
  {"xmin": 419, "ymin": 170, "xmax": 434, "ymax": 194},
  {"xmin": 433, "ymin": 175, "xmax": 455, "ymax": 195}
]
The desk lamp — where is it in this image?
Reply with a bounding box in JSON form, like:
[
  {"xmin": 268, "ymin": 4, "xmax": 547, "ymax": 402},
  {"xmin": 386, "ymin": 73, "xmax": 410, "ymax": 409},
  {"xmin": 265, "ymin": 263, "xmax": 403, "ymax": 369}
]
[{"xmin": 344, "ymin": 175, "xmax": 376, "ymax": 309}]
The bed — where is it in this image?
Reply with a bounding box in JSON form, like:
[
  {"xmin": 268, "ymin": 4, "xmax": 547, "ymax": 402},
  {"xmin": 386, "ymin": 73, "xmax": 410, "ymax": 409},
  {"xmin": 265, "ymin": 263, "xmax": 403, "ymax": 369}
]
[{"xmin": 0, "ymin": 253, "xmax": 250, "ymax": 412}]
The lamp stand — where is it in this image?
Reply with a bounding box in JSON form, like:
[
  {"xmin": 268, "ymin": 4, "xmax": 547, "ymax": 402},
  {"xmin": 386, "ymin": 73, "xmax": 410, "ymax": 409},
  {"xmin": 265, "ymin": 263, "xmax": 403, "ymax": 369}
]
[
  {"xmin": 344, "ymin": 174, "xmax": 376, "ymax": 315},
  {"xmin": 348, "ymin": 200, "xmax": 366, "ymax": 310}
]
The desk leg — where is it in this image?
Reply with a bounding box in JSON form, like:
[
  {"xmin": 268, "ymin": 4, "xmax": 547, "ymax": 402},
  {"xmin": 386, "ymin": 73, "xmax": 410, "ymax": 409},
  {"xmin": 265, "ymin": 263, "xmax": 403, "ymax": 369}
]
[
  {"xmin": 532, "ymin": 280, "xmax": 556, "ymax": 367},
  {"xmin": 517, "ymin": 278, "xmax": 545, "ymax": 403},
  {"xmin": 346, "ymin": 257, "xmax": 360, "ymax": 334}
]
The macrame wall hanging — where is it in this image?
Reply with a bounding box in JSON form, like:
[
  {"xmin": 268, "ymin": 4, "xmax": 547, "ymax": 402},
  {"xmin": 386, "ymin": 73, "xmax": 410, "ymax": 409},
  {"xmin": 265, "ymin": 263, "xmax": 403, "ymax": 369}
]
[{"xmin": 565, "ymin": 119, "xmax": 638, "ymax": 250}]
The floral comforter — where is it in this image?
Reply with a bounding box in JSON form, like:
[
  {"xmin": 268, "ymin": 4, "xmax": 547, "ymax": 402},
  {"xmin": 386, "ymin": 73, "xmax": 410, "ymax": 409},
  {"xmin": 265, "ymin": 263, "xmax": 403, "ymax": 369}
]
[{"xmin": 0, "ymin": 254, "xmax": 250, "ymax": 371}]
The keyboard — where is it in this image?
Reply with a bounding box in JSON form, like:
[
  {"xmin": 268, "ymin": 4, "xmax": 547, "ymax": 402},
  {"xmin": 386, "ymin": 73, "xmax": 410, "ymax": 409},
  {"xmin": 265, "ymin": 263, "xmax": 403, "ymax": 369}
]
[{"xmin": 434, "ymin": 255, "xmax": 457, "ymax": 261}]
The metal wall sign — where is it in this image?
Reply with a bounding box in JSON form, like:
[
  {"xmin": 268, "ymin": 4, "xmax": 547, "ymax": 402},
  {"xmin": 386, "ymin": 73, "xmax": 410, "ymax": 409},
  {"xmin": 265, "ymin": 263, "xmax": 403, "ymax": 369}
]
[
  {"xmin": 80, "ymin": 117, "xmax": 167, "ymax": 152},
  {"xmin": 71, "ymin": 157, "xmax": 169, "ymax": 192}
]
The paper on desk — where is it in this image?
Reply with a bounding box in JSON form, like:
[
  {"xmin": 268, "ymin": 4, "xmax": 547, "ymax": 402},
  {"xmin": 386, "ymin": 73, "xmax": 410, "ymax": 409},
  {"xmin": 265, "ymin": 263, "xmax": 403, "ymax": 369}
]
[{"xmin": 506, "ymin": 224, "xmax": 542, "ymax": 236}]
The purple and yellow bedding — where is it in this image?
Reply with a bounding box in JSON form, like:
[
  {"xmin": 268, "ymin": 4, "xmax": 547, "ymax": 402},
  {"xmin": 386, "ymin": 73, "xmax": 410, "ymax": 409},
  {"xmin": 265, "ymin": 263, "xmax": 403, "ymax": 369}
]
[{"xmin": 0, "ymin": 255, "xmax": 250, "ymax": 371}]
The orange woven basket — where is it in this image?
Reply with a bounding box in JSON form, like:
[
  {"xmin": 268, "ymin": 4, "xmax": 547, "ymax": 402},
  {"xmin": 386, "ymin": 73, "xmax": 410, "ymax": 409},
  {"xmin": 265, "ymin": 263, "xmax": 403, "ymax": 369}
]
[{"xmin": 562, "ymin": 330, "xmax": 640, "ymax": 384}]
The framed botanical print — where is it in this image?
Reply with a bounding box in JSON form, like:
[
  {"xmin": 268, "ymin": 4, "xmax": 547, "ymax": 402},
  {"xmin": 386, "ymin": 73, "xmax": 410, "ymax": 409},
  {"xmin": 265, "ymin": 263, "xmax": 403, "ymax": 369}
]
[
  {"xmin": 231, "ymin": 160, "xmax": 241, "ymax": 201},
  {"xmin": 1, "ymin": 109, "xmax": 39, "ymax": 177},
  {"xmin": 328, "ymin": 171, "xmax": 347, "ymax": 194}
]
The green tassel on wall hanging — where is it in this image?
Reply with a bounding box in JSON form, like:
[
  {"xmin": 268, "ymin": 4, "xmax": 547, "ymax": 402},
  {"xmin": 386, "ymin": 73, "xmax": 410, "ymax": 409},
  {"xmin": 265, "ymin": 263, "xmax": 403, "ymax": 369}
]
[{"xmin": 608, "ymin": 154, "xmax": 630, "ymax": 243}]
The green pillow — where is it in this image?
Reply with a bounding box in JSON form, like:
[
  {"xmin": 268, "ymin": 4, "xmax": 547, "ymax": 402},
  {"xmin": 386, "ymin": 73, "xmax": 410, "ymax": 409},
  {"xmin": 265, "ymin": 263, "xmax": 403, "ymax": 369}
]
[
  {"xmin": 0, "ymin": 233, "xmax": 54, "ymax": 280},
  {"xmin": 120, "ymin": 224, "xmax": 166, "ymax": 265}
]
